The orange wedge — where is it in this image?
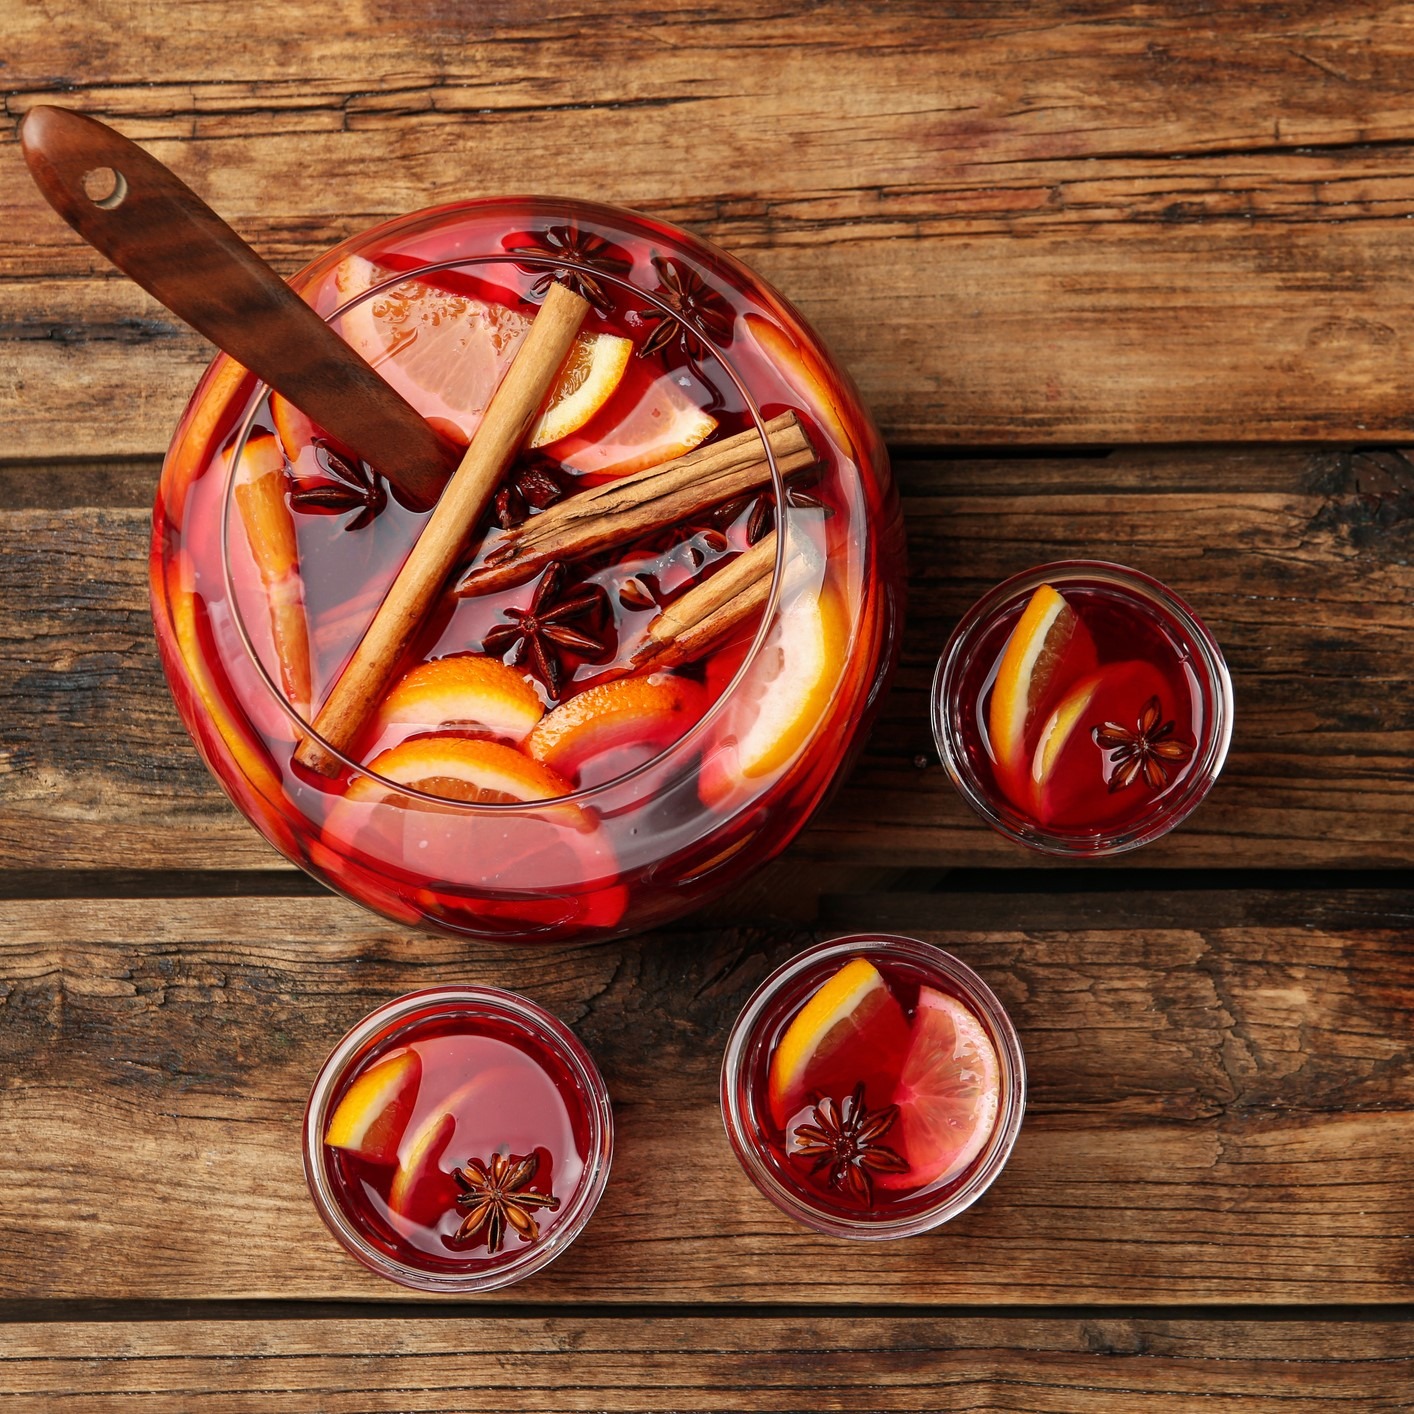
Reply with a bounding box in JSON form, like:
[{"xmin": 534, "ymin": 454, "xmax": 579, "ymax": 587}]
[
  {"xmin": 744, "ymin": 312, "xmax": 854, "ymax": 455},
  {"xmin": 345, "ymin": 736, "xmax": 573, "ymax": 807},
  {"xmin": 231, "ymin": 431, "xmax": 313, "ymax": 716},
  {"xmin": 526, "ymin": 674, "xmax": 707, "ymax": 786},
  {"xmin": 1030, "ymin": 659, "xmax": 1173, "ymax": 827},
  {"xmin": 701, "ymin": 571, "xmax": 849, "ymax": 810},
  {"xmin": 387, "ymin": 1071, "xmax": 503, "ymax": 1224},
  {"xmin": 767, "ymin": 958, "xmax": 910, "ymax": 1128},
  {"xmin": 377, "ymin": 656, "xmax": 544, "ymax": 744},
  {"xmin": 324, "ymin": 1048, "xmax": 422, "ymax": 1165},
  {"xmin": 335, "ymin": 255, "xmax": 629, "ymax": 446},
  {"xmin": 528, "ymin": 332, "xmax": 634, "ymax": 447},
  {"xmin": 548, "ymin": 358, "xmax": 717, "ymax": 477},
  {"xmin": 987, "ymin": 585, "xmax": 1096, "ymax": 802},
  {"xmin": 878, "ymin": 987, "xmax": 1001, "ymax": 1192}
]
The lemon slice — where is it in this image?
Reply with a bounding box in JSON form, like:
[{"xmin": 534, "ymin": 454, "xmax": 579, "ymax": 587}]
[
  {"xmin": 879, "ymin": 988, "xmax": 1001, "ymax": 1192},
  {"xmin": 549, "ymin": 364, "xmax": 717, "ymax": 476}
]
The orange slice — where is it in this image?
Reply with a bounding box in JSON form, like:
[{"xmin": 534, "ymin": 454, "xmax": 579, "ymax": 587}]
[
  {"xmin": 345, "ymin": 736, "xmax": 572, "ymax": 807},
  {"xmin": 323, "ymin": 1048, "xmax": 422, "ymax": 1165},
  {"xmin": 269, "ymin": 393, "xmax": 316, "ymax": 466},
  {"xmin": 165, "ymin": 355, "xmax": 250, "ymax": 524},
  {"xmin": 767, "ymin": 958, "xmax": 910, "ymax": 1128},
  {"xmin": 737, "ymin": 580, "xmax": 847, "ymax": 779},
  {"xmin": 744, "ymin": 312, "xmax": 854, "ymax": 455},
  {"xmin": 702, "ymin": 567, "xmax": 849, "ymax": 810},
  {"xmin": 165, "ymin": 570, "xmax": 298, "ymax": 859},
  {"xmin": 387, "ymin": 1071, "xmax": 507, "ymax": 1224},
  {"xmin": 335, "ymin": 255, "xmax": 629, "ymax": 446},
  {"xmin": 1029, "ymin": 658, "xmax": 1173, "ymax": 827},
  {"xmin": 548, "ymin": 357, "xmax": 717, "ymax": 477},
  {"xmin": 376, "ymin": 656, "xmax": 544, "ymax": 744},
  {"xmin": 387, "ymin": 1112, "xmax": 456, "ymax": 1224},
  {"xmin": 269, "ymin": 395, "xmax": 364, "ymax": 472},
  {"xmin": 1031, "ymin": 671, "xmax": 1106, "ymax": 792},
  {"xmin": 879, "ymin": 987, "xmax": 1001, "ymax": 1192},
  {"xmin": 231, "ymin": 432, "xmax": 313, "ymax": 716},
  {"xmin": 528, "ymin": 331, "xmax": 633, "ymax": 447},
  {"xmin": 988, "ymin": 585, "xmax": 1096, "ymax": 801},
  {"xmin": 526, "ymin": 674, "xmax": 707, "ymax": 786}
]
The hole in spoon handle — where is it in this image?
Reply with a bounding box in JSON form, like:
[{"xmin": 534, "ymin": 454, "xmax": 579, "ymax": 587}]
[{"xmin": 81, "ymin": 166, "xmax": 128, "ymax": 209}]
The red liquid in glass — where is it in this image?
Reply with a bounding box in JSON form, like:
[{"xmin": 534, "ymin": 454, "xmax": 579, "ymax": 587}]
[
  {"xmin": 320, "ymin": 1012, "xmax": 593, "ymax": 1274},
  {"xmin": 955, "ymin": 581, "xmax": 1208, "ymax": 834},
  {"xmin": 741, "ymin": 954, "xmax": 1004, "ymax": 1226},
  {"xmin": 151, "ymin": 198, "xmax": 903, "ymax": 942}
]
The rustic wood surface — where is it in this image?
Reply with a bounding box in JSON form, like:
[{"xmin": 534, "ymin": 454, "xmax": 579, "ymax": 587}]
[
  {"xmin": 2, "ymin": 1315, "xmax": 1410, "ymax": 1412},
  {"xmin": 0, "ymin": 892, "xmax": 1409, "ymax": 1305},
  {"xmin": 10, "ymin": 3, "xmax": 1414, "ymax": 452},
  {"xmin": 4, "ymin": 2, "xmax": 1414, "ymax": 1409},
  {"xmin": 2, "ymin": 446, "xmax": 1410, "ymax": 874}
]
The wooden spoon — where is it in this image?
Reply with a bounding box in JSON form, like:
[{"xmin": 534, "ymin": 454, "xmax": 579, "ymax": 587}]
[{"xmin": 19, "ymin": 105, "xmax": 457, "ymax": 509}]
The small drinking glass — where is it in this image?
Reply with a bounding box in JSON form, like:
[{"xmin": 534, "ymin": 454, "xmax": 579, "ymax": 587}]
[
  {"xmin": 933, "ymin": 560, "xmax": 1233, "ymax": 857},
  {"xmin": 720, "ymin": 934, "xmax": 1025, "ymax": 1239},
  {"xmin": 304, "ymin": 986, "xmax": 613, "ymax": 1292}
]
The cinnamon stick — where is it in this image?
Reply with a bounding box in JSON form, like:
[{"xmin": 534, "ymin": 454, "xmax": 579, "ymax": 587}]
[
  {"xmin": 295, "ymin": 281, "xmax": 590, "ymax": 774},
  {"xmin": 454, "ymin": 411, "xmax": 815, "ymax": 598},
  {"xmin": 634, "ymin": 532, "xmax": 777, "ymax": 669},
  {"xmin": 632, "ymin": 523, "xmax": 827, "ymax": 670}
]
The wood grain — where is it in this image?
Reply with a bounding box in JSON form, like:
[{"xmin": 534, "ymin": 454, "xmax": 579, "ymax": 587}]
[
  {"xmin": 0, "ymin": 892, "xmax": 1408, "ymax": 1303},
  {"xmin": 1, "ymin": 448, "xmax": 1409, "ymax": 873},
  {"xmin": 2, "ymin": 1314, "xmax": 1410, "ymax": 1412},
  {"xmin": 9, "ymin": 4, "xmax": 1414, "ymax": 450}
]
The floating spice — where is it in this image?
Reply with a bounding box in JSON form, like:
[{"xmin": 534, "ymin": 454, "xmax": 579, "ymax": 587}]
[{"xmin": 453, "ymin": 1151, "xmax": 561, "ymax": 1253}]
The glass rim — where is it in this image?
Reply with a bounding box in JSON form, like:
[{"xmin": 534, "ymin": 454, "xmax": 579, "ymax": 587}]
[
  {"xmin": 302, "ymin": 985, "xmax": 614, "ymax": 1292},
  {"xmin": 719, "ymin": 934, "xmax": 1026, "ymax": 1240},
  {"xmin": 930, "ymin": 559, "xmax": 1234, "ymax": 858},
  {"xmin": 217, "ymin": 240, "xmax": 801, "ymax": 812}
]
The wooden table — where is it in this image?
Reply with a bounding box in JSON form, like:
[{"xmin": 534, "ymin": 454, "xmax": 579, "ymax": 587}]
[{"xmin": 2, "ymin": 4, "xmax": 1412, "ymax": 1409}]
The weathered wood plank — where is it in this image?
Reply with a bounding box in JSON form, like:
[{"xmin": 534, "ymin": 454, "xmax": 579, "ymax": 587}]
[
  {"xmin": 8, "ymin": 4, "xmax": 1414, "ymax": 449},
  {"xmin": 2, "ymin": 448, "xmax": 1409, "ymax": 872},
  {"xmin": 2, "ymin": 1314, "xmax": 1410, "ymax": 1412},
  {"xmin": 0, "ymin": 894, "xmax": 1408, "ymax": 1303}
]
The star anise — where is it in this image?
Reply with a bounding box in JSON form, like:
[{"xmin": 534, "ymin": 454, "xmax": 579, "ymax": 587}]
[
  {"xmin": 495, "ymin": 460, "xmax": 566, "ymax": 530},
  {"xmin": 508, "ymin": 223, "xmax": 631, "ymax": 317},
  {"xmin": 638, "ymin": 254, "xmax": 733, "ymax": 362},
  {"xmin": 452, "ymin": 1151, "xmax": 560, "ymax": 1254},
  {"xmin": 711, "ymin": 481, "xmax": 828, "ymax": 546},
  {"xmin": 288, "ymin": 444, "xmax": 387, "ymax": 531},
  {"xmin": 1093, "ymin": 694, "xmax": 1193, "ymax": 791},
  {"xmin": 482, "ymin": 560, "xmax": 607, "ymax": 698},
  {"xmin": 791, "ymin": 1083, "xmax": 908, "ymax": 1206}
]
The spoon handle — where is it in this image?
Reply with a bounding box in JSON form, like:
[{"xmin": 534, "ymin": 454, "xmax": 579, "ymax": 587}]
[{"xmin": 19, "ymin": 105, "xmax": 456, "ymax": 508}]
